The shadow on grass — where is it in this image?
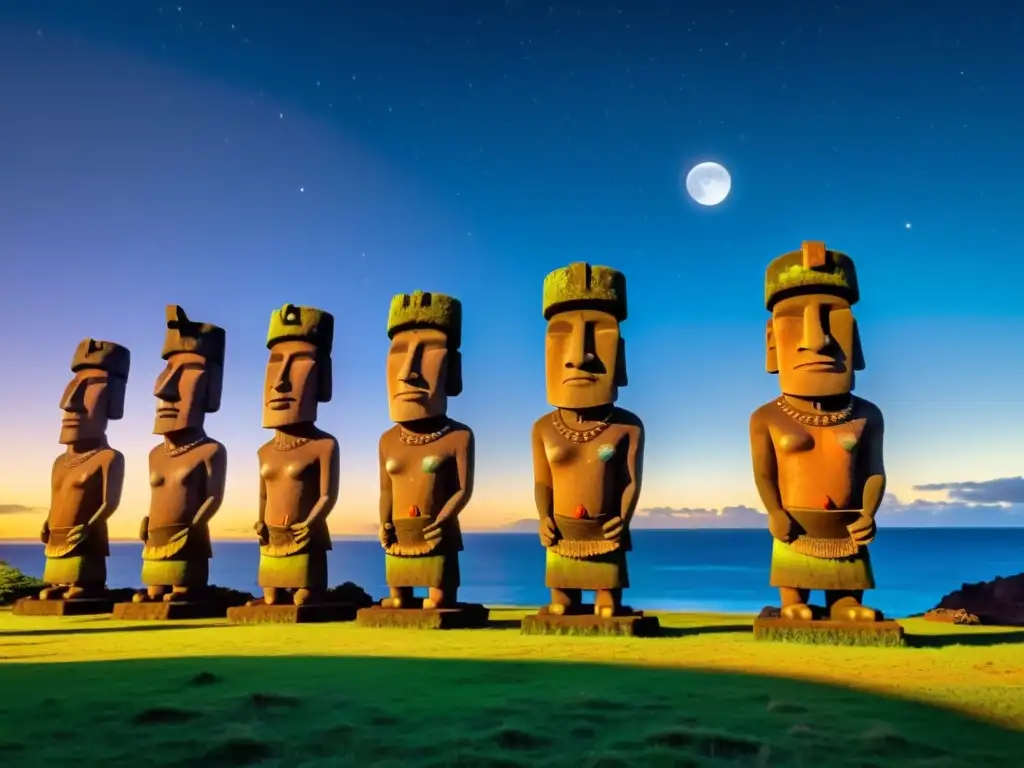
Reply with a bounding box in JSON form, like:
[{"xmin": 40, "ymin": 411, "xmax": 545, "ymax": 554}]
[
  {"xmin": 0, "ymin": 655, "xmax": 1022, "ymax": 767},
  {"xmin": 484, "ymin": 619, "xmax": 751, "ymax": 637},
  {"xmin": 0, "ymin": 622, "xmax": 231, "ymax": 638},
  {"xmin": 907, "ymin": 630, "xmax": 1024, "ymax": 648}
]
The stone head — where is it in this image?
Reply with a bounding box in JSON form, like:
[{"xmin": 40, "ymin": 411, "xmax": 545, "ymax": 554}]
[
  {"xmin": 386, "ymin": 290, "xmax": 462, "ymax": 423},
  {"xmin": 59, "ymin": 338, "xmax": 131, "ymax": 444},
  {"xmin": 262, "ymin": 304, "xmax": 334, "ymax": 429},
  {"xmin": 543, "ymin": 262, "xmax": 628, "ymax": 410},
  {"xmin": 764, "ymin": 241, "xmax": 865, "ymax": 399},
  {"xmin": 153, "ymin": 305, "xmax": 226, "ymax": 435}
]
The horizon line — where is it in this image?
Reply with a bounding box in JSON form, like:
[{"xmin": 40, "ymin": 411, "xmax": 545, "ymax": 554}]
[{"xmin": 2, "ymin": 524, "xmax": 1024, "ymax": 545}]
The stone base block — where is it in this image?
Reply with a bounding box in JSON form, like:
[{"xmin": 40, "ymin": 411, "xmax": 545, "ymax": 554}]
[
  {"xmin": 12, "ymin": 597, "xmax": 114, "ymax": 616},
  {"xmin": 753, "ymin": 607, "xmax": 905, "ymax": 647},
  {"xmin": 113, "ymin": 601, "xmax": 230, "ymax": 621},
  {"xmin": 225, "ymin": 602, "xmax": 357, "ymax": 624},
  {"xmin": 520, "ymin": 605, "xmax": 660, "ymax": 637},
  {"xmin": 356, "ymin": 602, "xmax": 489, "ymax": 629}
]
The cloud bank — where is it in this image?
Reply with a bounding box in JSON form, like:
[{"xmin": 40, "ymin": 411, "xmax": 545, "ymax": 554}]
[{"xmin": 0, "ymin": 504, "xmax": 44, "ymax": 515}]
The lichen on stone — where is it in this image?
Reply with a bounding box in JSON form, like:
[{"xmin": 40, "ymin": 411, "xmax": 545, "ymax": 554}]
[
  {"xmin": 543, "ymin": 263, "xmax": 627, "ymax": 320},
  {"xmin": 386, "ymin": 290, "xmax": 462, "ymax": 348}
]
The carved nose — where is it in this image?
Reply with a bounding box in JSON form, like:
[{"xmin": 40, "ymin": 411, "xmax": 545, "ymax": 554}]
[{"xmin": 565, "ymin": 352, "xmax": 594, "ymax": 368}]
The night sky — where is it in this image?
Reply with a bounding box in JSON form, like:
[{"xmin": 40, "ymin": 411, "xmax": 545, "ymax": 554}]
[{"xmin": 2, "ymin": 0, "xmax": 1022, "ymax": 538}]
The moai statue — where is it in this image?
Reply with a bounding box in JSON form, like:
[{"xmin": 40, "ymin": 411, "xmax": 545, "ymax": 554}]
[
  {"xmin": 521, "ymin": 263, "xmax": 659, "ymax": 636},
  {"xmin": 749, "ymin": 241, "xmax": 899, "ymax": 644},
  {"xmin": 120, "ymin": 306, "xmax": 227, "ymax": 617},
  {"xmin": 356, "ymin": 291, "xmax": 487, "ymax": 629},
  {"xmin": 229, "ymin": 304, "xmax": 350, "ymax": 622},
  {"xmin": 15, "ymin": 339, "xmax": 130, "ymax": 615}
]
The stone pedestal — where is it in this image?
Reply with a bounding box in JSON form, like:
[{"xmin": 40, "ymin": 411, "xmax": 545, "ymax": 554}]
[
  {"xmin": 12, "ymin": 597, "xmax": 114, "ymax": 616},
  {"xmin": 356, "ymin": 602, "xmax": 489, "ymax": 629},
  {"xmin": 520, "ymin": 604, "xmax": 660, "ymax": 637},
  {"xmin": 112, "ymin": 601, "xmax": 230, "ymax": 621},
  {"xmin": 753, "ymin": 606, "xmax": 905, "ymax": 647},
  {"xmin": 225, "ymin": 602, "xmax": 357, "ymax": 624}
]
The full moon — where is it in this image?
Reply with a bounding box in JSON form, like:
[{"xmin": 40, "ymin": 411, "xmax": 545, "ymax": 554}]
[{"xmin": 684, "ymin": 161, "xmax": 732, "ymax": 206}]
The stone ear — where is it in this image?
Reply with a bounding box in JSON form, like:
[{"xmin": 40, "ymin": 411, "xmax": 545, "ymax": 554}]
[
  {"xmin": 765, "ymin": 318, "xmax": 779, "ymax": 374},
  {"xmin": 445, "ymin": 350, "xmax": 463, "ymax": 397},
  {"xmin": 614, "ymin": 338, "xmax": 628, "ymax": 387},
  {"xmin": 204, "ymin": 363, "xmax": 223, "ymax": 413},
  {"xmin": 852, "ymin": 320, "xmax": 866, "ymax": 371},
  {"xmin": 106, "ymin": 376, "xmax": 127, "ymax": 420},
  {"xmin": 316, "ymin": 357, "xmax": 333, "ymax": 403}
]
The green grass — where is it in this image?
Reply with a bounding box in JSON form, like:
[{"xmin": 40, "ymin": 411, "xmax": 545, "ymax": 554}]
[{"xmin": 1, "ymin": 608, "xmax": 1023, "ymax": 767}]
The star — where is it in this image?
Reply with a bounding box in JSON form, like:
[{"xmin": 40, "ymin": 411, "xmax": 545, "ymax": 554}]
[
  {"xmin": 905, "ymin": 222, "xmax": 912, "ymax": 230},
  {"xmin": 299, "ymin": 187, "xmax": 305, "ymax": 192}
]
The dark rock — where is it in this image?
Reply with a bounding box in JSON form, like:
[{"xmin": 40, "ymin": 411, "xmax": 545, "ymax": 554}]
[
  {"xmin": 923, "ymin": 608, "xmax": 981, "ymax": 625},
  {"xmin": 933, "ymin": 573, "xmax": 1024, "ymax": 626}
]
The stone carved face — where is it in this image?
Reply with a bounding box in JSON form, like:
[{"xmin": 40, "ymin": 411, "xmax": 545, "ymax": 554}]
[
  {"xmin": 153, "ymin": 351, "xmax": 219, "ymax": 435},
  {"xmin": 59, "ymin": 369, "xmax": 123, "ymax": 444},
  {"xmin": 545, "ymin": 308, "xmax": 624, "ymax": 409},
  {"xmin": 262, "ymin": 339, "xmax": 324, "ymax": 428},
  {"xmin": 767, "ymin": 293, "xmax": 864, "ymax": 398},
  {"xmin": 387, "ymin": 327, "xmax": 452, "ymax": 423}
]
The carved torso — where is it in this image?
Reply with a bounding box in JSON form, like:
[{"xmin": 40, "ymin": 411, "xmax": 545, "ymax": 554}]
[
  {"xmin": 148, "ymin": 441, "xmax": 224, "ymax": 529},
  {"xmin": 379, "ymin": 422, "xmax": 470, "ymax": 550},
  {"xmin": 47, "ymin": 450, "xmax": 115, "ymax": 529},
  {"xmin": 757, "ymin": 396, "xmax": 880, "ymax": 511},
  {"xmin": 258, "ymin": 431, "xmax": 336, "ymax": 533},
  {"xmin": 534, "ymin": 407, "xmax": 642, "ymax": 524}
]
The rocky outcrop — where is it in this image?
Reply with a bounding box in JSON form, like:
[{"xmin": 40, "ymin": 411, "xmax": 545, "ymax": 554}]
[{"xmin": 928, "ymin": 573, "xmax": 1024, "ymax": 626}]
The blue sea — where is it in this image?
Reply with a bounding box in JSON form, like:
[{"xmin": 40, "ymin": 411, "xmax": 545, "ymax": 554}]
[{"xmin": 2, "ymin": 528, "xmax": 1021, "ymax": 618}]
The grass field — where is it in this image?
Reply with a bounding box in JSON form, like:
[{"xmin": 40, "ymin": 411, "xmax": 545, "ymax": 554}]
[{"xmin": 1, "ymin": 608, "xmax": 1023, "ymax": 767}]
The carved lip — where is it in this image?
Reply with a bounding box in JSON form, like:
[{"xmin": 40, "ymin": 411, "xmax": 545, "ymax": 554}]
[
  {"xmin": 156, "ymin": 407, "xmax": 179, "ymax": 416},
  {"xmin": 60, "ymin": 418, "xmax": 80, "ymax": 426},
  {"xmin": 393, "ymin": 391, "xmax": 428, "ymax": 400},
  {"xmin": 794, "ymin": 359, "xmax": 838, "ymax": 370},
  {"xmin": 562, "ymin": 376, "xmax": 598, "ymax": 385},
  {"xmin": 267, "ymin": 397, "xmax": 295, "ymax": 404}
]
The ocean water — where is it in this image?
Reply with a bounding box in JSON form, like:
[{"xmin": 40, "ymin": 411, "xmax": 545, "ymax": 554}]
[{"xmin": 2, "ymin": 528, "xmax": 1021, "ymax": 618}]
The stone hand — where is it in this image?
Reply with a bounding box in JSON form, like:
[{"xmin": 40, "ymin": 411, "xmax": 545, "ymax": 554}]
[
  {"xmin": 602, "ymin": 516, "xmax": 625, "ymax": 541},
  {"xmin": 253, "ymin": 521, "xmax": 269, "ymax": 544},
  {"xmin": 768, "ymin": 511, "xmax": 798, "ymax": 543},
  {"xmin": 848, "ymin": 514, "xmax": 876, "ymax": 545},
  {"xmin": 39, "ymin": 522, "xmax": 50, "ymax": 544},
  {"xmin": 422, "ymin": 519, "xmax": 444, "ymax": 542},
  {"xmin": 169, "ymin": 527, "xmax": 189, "ymax": 543},
  {"xmin": 539, "ymin": 517, "xmax": 559, "ymax": 547},
  {"xmin": 378, "ymin": 522, "xmax": 394, "ymax": 549},
  {"xmin": 66, "ymin": 524, "xmax": 88, "ymax": 545},
  {"xmin": 290, "ymin": 521, "xmax": 310, "ymax": 543}
]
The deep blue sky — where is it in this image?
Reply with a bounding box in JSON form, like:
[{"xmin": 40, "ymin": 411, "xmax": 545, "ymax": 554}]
[{"xmin": 2, "ymin": 0, "xmax": 1022, "ymax": 536}]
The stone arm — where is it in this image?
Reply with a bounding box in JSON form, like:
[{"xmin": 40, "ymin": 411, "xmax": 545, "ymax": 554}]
[
  {"xmin": 87, "ymin": 451, "xmax": 125, "ymax": 527},
  {"xmin": 254, "ymin": 462, "xmax": 268, "ymax": 542},
  {"xmin": 192, "ymin": 444, "xmax": 227, "ymax": 527},
  {"xmin": 749, "ymin": 414, "xmax": 786, "ymax": 518},
  {"xmin": 305, "ymin": 438, "xmax": 339, "ymax": 526},
  {"xmin": 41, "ymin": 456, "xmax": 62, "ymax": 542},
  {"xmin": 430, "ymin": 431, "xmax": 475, "ymax": 527},
  {"xmin": 858, "ymin": 411, "xmax": 886, "ymax": 520},
  {"xmin": 532, "ymin": 420, "xmax": 554, "ymax": 520},
  {"xmin": 619, "ymin": 425, "xmax": 645, "ymax": 526},
  {"xmin": 378, "ymin": 440, "xmax": 394, "ymax": 527}
]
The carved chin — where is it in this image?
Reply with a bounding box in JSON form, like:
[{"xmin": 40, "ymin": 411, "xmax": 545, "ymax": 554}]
[
  {"xmin": 547, "ymin": 384, "xmax": 616, "ymax": 409},
  {"xmin": 153, "ymin": 412, "xmax": 201, "ymax": 435},
  {"xmin": 780, "ymin": 372, "xmax": 853, "ymax": 397},
  {"xmin": 389, "ymin": 399, "xmax": 445, "ymax": 423},
  {"xmin": 262, "ymin": 405, "xmax": 315, "ymax": 428},
  {"xmin": 59, "ymin": 422, "xmax": 104, "ymax": 444}
]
